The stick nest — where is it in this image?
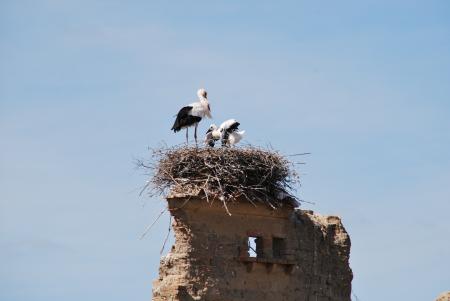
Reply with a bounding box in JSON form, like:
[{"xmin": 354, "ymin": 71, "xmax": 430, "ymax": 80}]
[{"xmin": 138, "ymin": 145, "xmax": 301, "ymax": 210}]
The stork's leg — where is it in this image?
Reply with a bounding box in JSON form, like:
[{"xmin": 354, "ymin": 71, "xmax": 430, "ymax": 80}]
[
  {"xmin": 221, "ymin": 132, "xmax": 228, "ymax": 147},
  {"xmin": 185, "ymin": 128, "xmax": 189, "ymax": 144},
  {"xmin": 194, "ymin": 123, "xmax": 198, "ymax": 145}
]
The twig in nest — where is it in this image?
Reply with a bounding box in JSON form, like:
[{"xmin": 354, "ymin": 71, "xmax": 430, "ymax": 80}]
[
  {"xmin": 288, "ymin": 152, "xmax": 311, "ymax": 156},
  {"xmin": 160, "ymin": 216, "xmax": 172, "ymax": 255},
  {"xmin": 139, "ymin": 180, "xmax": 151, "ymax": 196},
  {"xmin": 139, "ymin": 208, "xmax": 167, "ymax": 240}
]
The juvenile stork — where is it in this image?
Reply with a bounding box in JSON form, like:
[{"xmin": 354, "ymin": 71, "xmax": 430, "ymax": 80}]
[
  {"xmin": 204, "ymin": 124, "xmax": 221, "ymax": 147},
  {"xmin": 205, "ymin": 119, "xmax": 245, "ymax": 147},
  {"xmin": 219, "ymin": 119, "xmax": 245, "ymax": 147},
  {"xmin": 171, "ymin": 88, "xmax": 212, "ymax": 144}
]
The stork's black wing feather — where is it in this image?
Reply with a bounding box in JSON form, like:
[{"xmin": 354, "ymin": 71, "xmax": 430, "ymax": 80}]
[
  {"xmin": 227, "ymin": 121, "xmax": 240, "ymax": 132},
  {"xmin": 171, "ymin": 106, "xmax": 201, "ymax": 132},
  {"xmin": 222, "ymin": 121, "xmax": 240, "ymax": 143}
]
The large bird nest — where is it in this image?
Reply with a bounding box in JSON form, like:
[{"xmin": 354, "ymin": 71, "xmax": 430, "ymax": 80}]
[{"xmin": 137, "ymin": 145, "xmax": 302, "ymax": 212}]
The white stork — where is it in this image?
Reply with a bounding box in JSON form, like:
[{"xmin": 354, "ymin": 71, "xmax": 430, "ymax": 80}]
[
  {"xmin": 171, "ymin": 88, "xmax": 212, "ymax": 144},
  {"xmin": 204, "ymin": 124, "xmax": 221, "ymax": 147},
  {"xmin": 220, "ymin": 119, "xmax": 245, "ymax": 146},
  {"xmin": 205, "ymin": 119, "xmax": 245, "ymax": 147}
]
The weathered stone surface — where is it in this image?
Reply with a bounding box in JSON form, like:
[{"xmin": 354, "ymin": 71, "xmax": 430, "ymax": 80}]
[
  {"xmin": 436, "ymin": 292, "xmax": 450, "ymax": 301},
  {"xmin": 152, "ymin": 196, "xmax": 353, "ymax": 301}
]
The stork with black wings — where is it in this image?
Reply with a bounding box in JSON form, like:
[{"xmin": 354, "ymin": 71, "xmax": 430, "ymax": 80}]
[
  {"xmin": 204, "ymin": 119, "xmax": 245, "ymax": 147},
  {"xmin": 171, "ymin": 88, "xmax": 212, "ymax": 144},
  {"xmin": 219, "ymin": 119, "xmax": 245, "ymax": 147}
]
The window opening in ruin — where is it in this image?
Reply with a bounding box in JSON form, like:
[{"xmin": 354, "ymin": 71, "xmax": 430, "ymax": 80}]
[
  {"xmin": 272, "ymin": 237, "xmax": 286, "ymax": 259},
  {"xmin": 247, "ymin": 236, "xmax": 263, "ymax": 258}
]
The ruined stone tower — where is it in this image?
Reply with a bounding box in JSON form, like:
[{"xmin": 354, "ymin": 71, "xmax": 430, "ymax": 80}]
[{"xmin": 152, "ymin": 193, "xmax": 353, "ymax": 301}]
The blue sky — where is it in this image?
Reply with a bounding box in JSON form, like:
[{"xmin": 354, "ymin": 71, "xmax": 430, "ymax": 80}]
[{"xmin": 1, "ymin": 1, "xmax": 449, "ymax": 300}]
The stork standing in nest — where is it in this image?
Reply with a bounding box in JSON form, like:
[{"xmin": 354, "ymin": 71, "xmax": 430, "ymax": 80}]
[
  {"xmin": 205, "ymin": 119, "xmax": 245, "ymax": 147},
  {"xmin": 171, "ymin": 88, "xmax": 212, "ymax": 144}
]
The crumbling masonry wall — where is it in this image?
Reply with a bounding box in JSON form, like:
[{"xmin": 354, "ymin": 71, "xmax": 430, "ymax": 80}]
[{"xmin": 152, "ymin": 196, "xmax": 353, "ymax": 301}]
